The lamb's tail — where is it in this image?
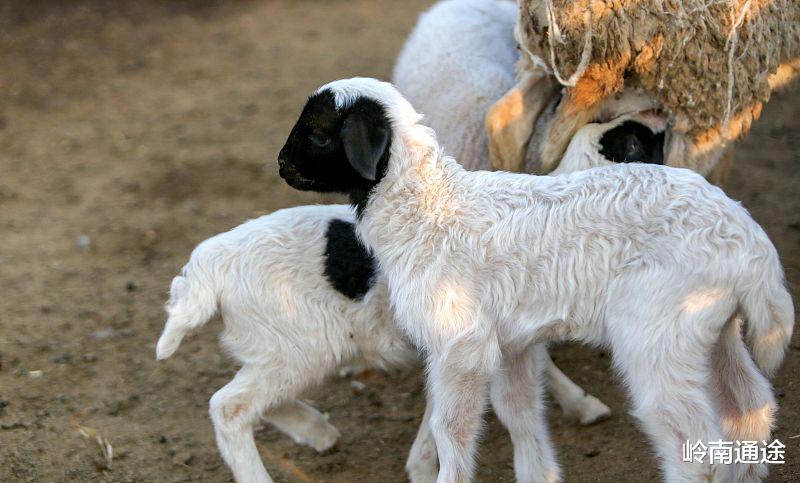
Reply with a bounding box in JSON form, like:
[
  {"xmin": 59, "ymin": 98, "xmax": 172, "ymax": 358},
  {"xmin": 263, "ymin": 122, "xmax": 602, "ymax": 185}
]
[
  {"xmin": 156, "ymin": 264, "xmax": 220, "ymax": 360},
  {"xmin": 739, "ymin": 257, "xmax": 795, "ymax": 377}
]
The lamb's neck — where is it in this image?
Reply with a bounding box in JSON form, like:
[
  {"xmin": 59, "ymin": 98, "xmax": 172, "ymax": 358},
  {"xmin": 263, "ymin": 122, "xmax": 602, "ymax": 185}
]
[{"xmin": 358, "ymin": 133, "xmax": 469, "ymax": 263}]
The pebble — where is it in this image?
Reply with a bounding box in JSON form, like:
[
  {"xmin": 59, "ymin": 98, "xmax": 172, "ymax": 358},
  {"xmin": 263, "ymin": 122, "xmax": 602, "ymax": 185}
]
[
  {"xmin": 125, "ymin": 281, "xmax": 137, "ymax": 292},
  {"xmin": 53, "ymin": 352, "xmax": 72, "ymax": 364},
  {"xmin": 1, "ymin": 421, "xmax": 25, "ymax": 430},
  {"xmin": 584, "ymin": 449, "xmax": 601, "ymax": 458},
  {"xmin": 350, "ymin": 380, "xmax": 367, "ymax": 394},
  {"xmin": 28, "ymin": 370, "xmax": 43, "ymax": 379},
  {"xmin": 91, "ymin": 328, "xmax": 115, "ymax": 340},
  {"xmin": 173, "ymin": 450, "xmax": 195, "ymax": 466},
  {"xmin": 75, "ymin": 234, "xmax": 92, "ymax": 250},
  {"xmin": 82, "ymin": 353, "xmax": 98, "ymax": 363}
]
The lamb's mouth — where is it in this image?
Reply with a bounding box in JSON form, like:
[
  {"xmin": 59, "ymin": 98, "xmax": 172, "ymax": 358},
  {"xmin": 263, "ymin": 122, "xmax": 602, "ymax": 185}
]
[{"xmin": 278, "ymin": 162, "xmax": 333, "ymax": 192}]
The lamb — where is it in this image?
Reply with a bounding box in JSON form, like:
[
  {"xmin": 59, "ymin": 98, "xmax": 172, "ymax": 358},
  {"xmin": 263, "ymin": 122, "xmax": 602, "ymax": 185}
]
[
  {"xmin": 277, "ymin": 77, "xmax": 794, "ymax": 482},
  {"xmin": 155, "ymin": 203, "xmax": 605, "ymax": 482}
]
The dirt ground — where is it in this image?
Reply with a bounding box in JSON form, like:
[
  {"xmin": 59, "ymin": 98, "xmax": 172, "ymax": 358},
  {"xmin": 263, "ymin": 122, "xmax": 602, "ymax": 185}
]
[{"xmin": 1, "ymin": 1, "xmax": 798, "ymax": 481}]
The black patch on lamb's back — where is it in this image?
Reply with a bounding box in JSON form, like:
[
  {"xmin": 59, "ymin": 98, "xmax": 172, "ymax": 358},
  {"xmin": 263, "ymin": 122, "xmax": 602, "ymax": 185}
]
[{"xmin": 324, "ymin": 218, "xmax": 376, "ymax": 300}]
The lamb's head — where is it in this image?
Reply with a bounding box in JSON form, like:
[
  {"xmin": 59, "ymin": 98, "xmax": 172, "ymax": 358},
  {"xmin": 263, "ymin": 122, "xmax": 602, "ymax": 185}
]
[
  {"xmin": 553, "ymin": 110, "xmax": 666, "ymax": 174},
  {"xmin": 278, "ymin": 77, "xmax": 421, "ymax": 197}
]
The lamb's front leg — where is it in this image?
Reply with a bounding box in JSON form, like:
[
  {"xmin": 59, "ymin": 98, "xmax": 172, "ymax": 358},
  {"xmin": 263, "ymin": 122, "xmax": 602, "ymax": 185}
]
[
  {"xmin": 427, "ymin": 334, "xmax": 498, "ymax": 483},
  {"xmin": 491, "ymin": 344, "xmax": 560, "ymax": 483}
]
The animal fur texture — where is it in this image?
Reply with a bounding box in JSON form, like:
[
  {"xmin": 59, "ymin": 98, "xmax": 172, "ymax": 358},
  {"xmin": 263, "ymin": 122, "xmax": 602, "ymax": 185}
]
[
  {"xmin": 393, "ymin": 0, "xmax": 687, "ymax": 181},
  {"xmin": 393, "ymin": 0, "xmax": 524, "ymax": 171},
  {"xmin": 156, "ymin": 203, "xmax": 610, "ymax": 483},
  {"xmin": 279, "ymin": 77, "xmax": 794, "ymax": 482},
  {"xmin": 517, "ymin": 0, "xmax": 800, "ymax": 155}
]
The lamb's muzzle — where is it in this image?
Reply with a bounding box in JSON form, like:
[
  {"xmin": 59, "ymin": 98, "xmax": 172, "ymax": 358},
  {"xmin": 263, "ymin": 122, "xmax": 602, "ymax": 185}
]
[{"xmin": 279, "ymin": 77, "xmax": 794, "ymax": 483}]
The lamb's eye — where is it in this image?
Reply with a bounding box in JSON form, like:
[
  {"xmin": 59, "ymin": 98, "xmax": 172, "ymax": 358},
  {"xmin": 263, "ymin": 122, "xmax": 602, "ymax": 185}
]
[{"xmin": 310, "ymin": 134, "xmax": 332, "ymax": 149}]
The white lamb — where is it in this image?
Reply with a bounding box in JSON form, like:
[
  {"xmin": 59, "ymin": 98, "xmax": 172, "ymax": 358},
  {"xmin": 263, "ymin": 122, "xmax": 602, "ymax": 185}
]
[
  {"xmin": 277, "ymin": 77, "xmax": 794, "ymax": 483},
  {"xmin": 394, "ymin": 0, "xmax": 616, "ymax": 424},
  {"xmin": 156, "ymin": 203, "xmax": 605, "ymax": 482}
]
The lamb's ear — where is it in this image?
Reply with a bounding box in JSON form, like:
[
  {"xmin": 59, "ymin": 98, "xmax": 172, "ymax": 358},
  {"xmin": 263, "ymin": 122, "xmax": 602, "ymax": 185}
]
[{"xmin": 341, "ymin": 108, "xmax": 389, "ymax": 181}]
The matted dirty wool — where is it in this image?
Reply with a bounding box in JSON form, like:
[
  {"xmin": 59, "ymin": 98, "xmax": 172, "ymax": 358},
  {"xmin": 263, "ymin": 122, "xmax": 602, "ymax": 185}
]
[{"xmin": 517, "ymin": 0, "xmax": 800, "ymax": 148}]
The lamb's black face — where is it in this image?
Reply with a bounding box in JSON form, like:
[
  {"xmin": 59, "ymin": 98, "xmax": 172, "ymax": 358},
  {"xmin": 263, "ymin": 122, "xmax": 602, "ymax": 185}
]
[
  {"xmin": 599, "ymin": 121, "xmax": 665, "ymax": 165},
  {"xmin": 278, "ymin": 90, "xmax": 391, "ymax": 206}
]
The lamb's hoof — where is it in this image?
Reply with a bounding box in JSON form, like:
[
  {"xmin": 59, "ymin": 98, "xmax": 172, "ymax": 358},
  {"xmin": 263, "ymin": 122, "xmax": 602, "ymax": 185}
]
[
  {"xmin": 307, "ymin": 421, "xmax": 341, "ymax": 453},
  {"xmin": 575, "ymin": 394, "xmax": 612, "ymax": 426}
]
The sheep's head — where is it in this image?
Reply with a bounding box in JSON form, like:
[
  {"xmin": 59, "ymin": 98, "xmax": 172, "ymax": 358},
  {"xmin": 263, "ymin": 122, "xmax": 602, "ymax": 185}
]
[
  {"xmin": 278, "ymin": 77, "xmax": 424, "ymax": 205},
  {"xmin": 552, "ymin": 111, "xmax": 666, "ymax": 174}
]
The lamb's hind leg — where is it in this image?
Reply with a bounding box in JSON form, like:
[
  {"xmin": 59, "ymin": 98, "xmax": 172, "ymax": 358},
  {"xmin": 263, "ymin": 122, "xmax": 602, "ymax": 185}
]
[
  {"xmin": 209, "ymin": 365, "xmax": 276, "ymax": 483},
  {"xmin": 209, "ymin": 365, "xmax": 339, "ymax": 483},
  {"xmin": 610, "ymin": 325, "xmax": 727, "ymax": 482},
  {"xmin": 545, "ymin": 353, "xmax": 611, "ymax": 425},
  {"xmin": 265, "ymin": 400, "xmax": 340, "ymax": 453},
  {"xmin": 711, "ymin": 315, "xmax": 775, "ymax": 482}
]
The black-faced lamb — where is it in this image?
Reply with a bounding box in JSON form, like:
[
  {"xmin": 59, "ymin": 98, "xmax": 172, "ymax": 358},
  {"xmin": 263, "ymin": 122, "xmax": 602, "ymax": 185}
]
[{"xmin": 278, "ymin": 77, "xmax": 794, "ymax": 483}]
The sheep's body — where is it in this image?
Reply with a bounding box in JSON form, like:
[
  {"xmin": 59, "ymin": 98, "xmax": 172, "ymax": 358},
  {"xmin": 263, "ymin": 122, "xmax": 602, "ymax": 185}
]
[
  {"xmin": 314, "ymin": 78, "xmax": 792, "ymax": 482},
  {"xmin": 393, "ymin": 0, "xmax": 518, "ymax": 171}
]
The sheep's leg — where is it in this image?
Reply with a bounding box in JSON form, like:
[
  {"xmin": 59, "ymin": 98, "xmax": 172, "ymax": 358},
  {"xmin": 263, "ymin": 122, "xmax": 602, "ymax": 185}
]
[
  {"xmin": 209, "ymin": 365, "xmax": 276, "ymax": 483},
  {"xmin": 544, "ymin": 354, "xmax": 611, "ymax": 425},
  {"xmin": 426, "ymin": 332, "xmax": 498, "ymax": 483},
  {"xmin": 405, "ymin": 391, "xmax": 438, "ymax": 483},
  {"xmin": 490, "ymin": 343, "xmax": 559, "ymax": 483},
  {"xmin": 610, "ymin": 323, "xmax": 727, "ymax": 482},
  {"xmin": 264, "ymin": 400, "xmax": 340, "ymax": 453}
]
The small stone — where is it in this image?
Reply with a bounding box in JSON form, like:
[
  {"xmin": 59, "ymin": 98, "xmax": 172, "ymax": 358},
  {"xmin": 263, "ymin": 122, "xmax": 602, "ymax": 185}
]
[
  {"xmin": 158, "ymin": 435, "xmax": 168, "ymax": 444},
  {"xmin": 125, "ymin": 281, "xmax": 137, "ymax": 292},
  {"xmin": 350, "ymin": 380, "xmax": 367, "ymax": 394},
  {"xmin": 91, "ymin": 328, "xmax": 115, "ymax": 340},
  {"xmin": 53, "ymin": 352, "xmax": 72, "ymax": 364},
  {"xmin": 173, "ymin": 449, "xmax": 195, "ymax": 466},
  {"xmin": 75, "ymin": 235, "xmax": 92, "ymax": 250},
  {"xmin": 1, "ymin": 421, "xmax": 25, "ymax": 430},
  {"xmin": 0, "ymin": 399, "xmax": 9, "ymax": 409},
  {"xmin": 82, "ymin": 353, "xmax": 97, "ymax": 363},
  {"xmin": 584, "ymin": 449, "xmax": 601, "ymax": 458},
  {"xmin": 28, "ymin": 370, "xmax": 43, "ymax": 379},
  {"xmin": 119, "ymin": 328, "xmax": 135, "ymax": 338}
]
